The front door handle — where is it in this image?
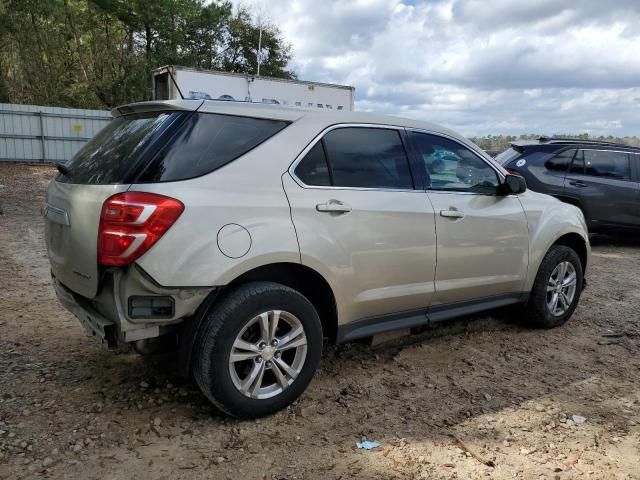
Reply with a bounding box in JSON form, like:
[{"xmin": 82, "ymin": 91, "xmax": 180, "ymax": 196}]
[
  {"xmin": 440, "ymin": 209, "xmax": 464, "ymax": 219},
  {"xmin": 569, "ymin": 180, "xmax": 587, "ymax": 188},
  {"xmin": 316, "ymin": 200, "xmax": 352, "ymax": 214}
]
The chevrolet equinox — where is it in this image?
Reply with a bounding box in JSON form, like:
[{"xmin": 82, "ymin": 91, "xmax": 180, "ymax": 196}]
[{"xmin": 44, "ymin": 100, "xmax": 590, "ymax": 418}]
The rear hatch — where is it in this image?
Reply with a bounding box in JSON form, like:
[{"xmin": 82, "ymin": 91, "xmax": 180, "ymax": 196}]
[{"xmin": 44, "ymin": 103, "xmax": 197, "ymax": 298}]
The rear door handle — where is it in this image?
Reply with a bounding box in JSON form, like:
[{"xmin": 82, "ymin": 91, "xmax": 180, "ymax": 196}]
[
  {"xmin": 316, "ymin": 200, "xmax": 352, "ymax": 214},
  {"xmin": 569, "ymin": 180, "xmax": 587, "ymax": 188},
  {"xmin": 440, "ymin": 209, "xmax": 464, "ymax": 219}
]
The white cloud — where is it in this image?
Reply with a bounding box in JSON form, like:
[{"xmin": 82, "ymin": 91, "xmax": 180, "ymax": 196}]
[{"xmin": 231, "ymin": 0, "xmax": 640, "ymax": 136}]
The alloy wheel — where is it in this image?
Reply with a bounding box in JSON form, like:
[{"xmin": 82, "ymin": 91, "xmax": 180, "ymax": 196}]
[
  {"xmin": 546, "ymin": 261, "xmax": 577, "ymax": 317},
  {"xmin": 228, "ymin": 310, "xmax": 308, "ymax": 399}
]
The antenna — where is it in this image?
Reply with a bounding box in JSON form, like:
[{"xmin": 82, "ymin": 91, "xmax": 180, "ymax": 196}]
[
  {"xmin": 256, "ymin": 0, "xmax": 265, "ymax": 76},
  {"xmin": 257, "ymin": 22, "xmax": 263, "ymax": 76},
  {"xmin": 167, "ymin": 68, "xmax": 185, "ymax": 100}
]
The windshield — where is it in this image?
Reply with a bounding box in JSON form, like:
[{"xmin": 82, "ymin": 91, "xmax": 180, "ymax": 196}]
[{"xmin": 57, "ymin": 111, "xmax": 185, "ymax": 184}]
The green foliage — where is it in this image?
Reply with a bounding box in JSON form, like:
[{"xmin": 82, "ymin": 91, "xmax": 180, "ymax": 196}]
[
  {"xmin": 470, "ymin": 133, "xmax": 640, "ymax": 155},
  {"xmin": 0, "ymin": 0, "xmax": 294, "ymax": 109}
]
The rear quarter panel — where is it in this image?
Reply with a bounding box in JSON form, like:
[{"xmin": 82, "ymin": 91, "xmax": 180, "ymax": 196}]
[
  {"xmin": 132, "ymin": 120, "xmax": 318, "ymax": 287},
  {"xmin": 518, "ymin": 190, "xmax": 590, "ymax": 291},
  {"xmin": 519, "ymin": 152, "xmax": 566, "ymax": 197}
]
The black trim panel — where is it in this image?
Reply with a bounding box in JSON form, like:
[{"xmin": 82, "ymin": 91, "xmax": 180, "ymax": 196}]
[
  {"xmin": 426, "ymin": 293, "xmax": 527, "ymax": 322},
  {"xmin": 336, "ymin": 293, "xmax": 528, "ymax": 343},
  {"xmin": 337, "ymin": 308, "xmax": 428, "ymax": 343}
]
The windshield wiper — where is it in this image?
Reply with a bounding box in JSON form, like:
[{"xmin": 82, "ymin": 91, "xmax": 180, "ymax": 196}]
[{"xmin": 56, "ymin": 162, "xmax": 70, "ymax": 176}]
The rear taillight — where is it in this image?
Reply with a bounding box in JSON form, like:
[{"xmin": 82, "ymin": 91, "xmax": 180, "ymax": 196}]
[
  {"xmin": 505, "ymin": 167, "xmax": 517, "ymax": 175},
  {"xmin": 98, "ymin": 192, "xmax": 184, "ymax": 267}
]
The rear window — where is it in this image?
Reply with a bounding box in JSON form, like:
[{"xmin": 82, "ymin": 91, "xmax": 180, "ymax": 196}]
[
  {"xmin": 494, "ymin": 147, "xmax": 520, "ymax": 165},
  {"xmin": 58, "ymin": 112, "xmax": 183, "ymax": 184},
  {"xmin": 58, "ymin": 112, "xmax": 288, "ymax": 184}
]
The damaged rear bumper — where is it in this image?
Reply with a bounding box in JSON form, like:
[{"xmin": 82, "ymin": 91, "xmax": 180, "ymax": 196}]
[
  {"xmin": 51, "ymin": 266, "xmax": 214, "ymax": 348},
  {"xmin": 53, "ymin": 277, "xmax": 119, "ymax": 348}
]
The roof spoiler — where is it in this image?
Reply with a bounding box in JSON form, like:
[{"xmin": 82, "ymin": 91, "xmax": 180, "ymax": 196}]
[{"xmin": 111, "ymin": 100, "xmax": 204, "ymax": 118}]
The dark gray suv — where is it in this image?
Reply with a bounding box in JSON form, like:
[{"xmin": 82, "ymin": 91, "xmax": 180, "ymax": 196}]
[{"xmin": 496, "ymin": 138, "xmax": 640, "ymax": 232}]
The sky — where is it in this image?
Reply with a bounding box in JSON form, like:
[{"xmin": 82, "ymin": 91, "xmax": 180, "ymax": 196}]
[{"xmin": 229, "ymin": 0, "xmax": 640, "ymax": 137}]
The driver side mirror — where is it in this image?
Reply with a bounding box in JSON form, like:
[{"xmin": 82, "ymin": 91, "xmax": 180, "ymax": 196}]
[{"xmin": 499, "ymin": 174, "xmax": 527, "ymax": 195}]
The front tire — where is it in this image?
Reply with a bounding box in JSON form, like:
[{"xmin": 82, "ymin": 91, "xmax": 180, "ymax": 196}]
[
  {"xmin": 525, "ymin": 245, "xmax": 583, "ymax": 328},
  {"xmin": 193, "ymin": 281, "xmax": 323, "ymax": 418}
]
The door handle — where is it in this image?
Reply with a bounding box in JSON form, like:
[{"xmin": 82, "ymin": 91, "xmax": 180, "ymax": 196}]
[
  {"xmin": 316, "ymin": 200, "xmax": 352, "ymax": 214},
  {"xmin": 440, "ymin": 209, "xmax": 464, "ymax": 219},
  {"xmin": 569, "ymin": 180, "xmax": 587, "ymax": 188}
]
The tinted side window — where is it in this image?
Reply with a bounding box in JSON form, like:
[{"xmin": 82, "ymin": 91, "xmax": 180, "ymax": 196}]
[
  {"xmin": 58, "ymin": 112, "xmax": 184, "ymax": 184},
  {"xmin": 139, "ymin": 113, "xmax": 289, "ymax": 182},
  {"xmin": 583, "ymin": 150, "xmax": 631, "ymax": 180},
  {"xmin": 322, "ymin": 128, "xmax": 413, "ymax": 189},
  {"xmin": 570, "ymin": 150, "xmax": 584, "ymax": 174},
  {"xmin": 294, "ymin": 142, "xmax": 331, "ymax": 186},
  {"xmin": 545, "ymin": 149, "xmax": 575, "ymax": 172},
  {"xmin": 412, "ymin": 133, "xmax": 499, "ymax": 194}
]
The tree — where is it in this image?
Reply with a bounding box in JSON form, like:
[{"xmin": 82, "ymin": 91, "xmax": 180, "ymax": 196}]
[
  {"xmin": 0, "ymin": 0, "xmax": 295, "ymax": 109},
  {"xmin": 469, "ymin": 133, "xmax": 640, "ymax": 154},
  {"xmin": 221, "ymin": 7, "xmax": 294, "ymax": 78}
]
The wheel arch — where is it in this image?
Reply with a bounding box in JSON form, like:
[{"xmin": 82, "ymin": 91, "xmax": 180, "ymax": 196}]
[
  {"xmin": 177, "ymin": 262, "xmax": 338, "ymax": 377},
  {"xmin": 525, "ymin": 227, "xmax": 589, "ymax": 293},
  {"xmin": 552, "ymin": 232, "xmax": 588, "ymax": 273},
  {"xmin": 225, "ymin": 262, "xmax": 338, "ymax": 343}
]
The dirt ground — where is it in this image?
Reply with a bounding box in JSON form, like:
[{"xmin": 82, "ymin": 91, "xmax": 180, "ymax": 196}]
[{"xmin": 1, "ymin": 163, "xmax": 639, "ymax": 480}]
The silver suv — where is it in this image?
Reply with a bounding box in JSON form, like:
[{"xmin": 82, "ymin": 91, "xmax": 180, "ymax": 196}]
[{"xmin": 44, "ymin": 100, "xmax": 589, "ymax": 418}]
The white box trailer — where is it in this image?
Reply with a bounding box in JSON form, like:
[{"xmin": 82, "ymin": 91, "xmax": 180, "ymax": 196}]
[{"xmin": 152, "ymin": 65, "xmax": 355, "ymax": 111}]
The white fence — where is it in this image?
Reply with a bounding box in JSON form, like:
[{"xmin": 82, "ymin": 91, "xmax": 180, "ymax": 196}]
[{"xmin": 0, "ymin": 103, "xmax": 111, "ymax": 162}]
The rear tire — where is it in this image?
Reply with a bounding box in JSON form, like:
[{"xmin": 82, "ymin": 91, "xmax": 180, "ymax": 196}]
[
  {"xmin": 525, "ymin": 245, "xmax": 583, "ymax": 328},
  {"xmin": 193, "ymin": 281, "xmax": 323, "ymax": 418}
]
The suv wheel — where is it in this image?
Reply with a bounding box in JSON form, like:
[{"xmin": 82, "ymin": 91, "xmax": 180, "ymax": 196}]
[
  {"xmin": 525, "ymin": 245, "xmax": 583, "ymax": 328},
  {"xmin": 193, "ymin": 281, "xmax": 323, "ymax": 418}
]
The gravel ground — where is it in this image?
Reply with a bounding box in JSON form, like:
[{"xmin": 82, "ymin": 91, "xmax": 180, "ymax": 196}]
[{"xmin": 1, "ymin": 163, "xmax": 639, "ymax": 480}]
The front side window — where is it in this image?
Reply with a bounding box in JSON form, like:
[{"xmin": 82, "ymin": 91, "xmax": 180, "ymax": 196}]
[
  {"xmin": 582, "ymin": 150, "xmax": 631, "ymax": 180},
  {"xmin": 545, "ymin": 149, "xmax": 576, "ymax": 172},
  {"xmin": 412, "ymin": 133, "xmax": 499, "ymax": 194},
  {"xmin": 322, "ymin": 127, "xmax": 413, "ymax": 189}
]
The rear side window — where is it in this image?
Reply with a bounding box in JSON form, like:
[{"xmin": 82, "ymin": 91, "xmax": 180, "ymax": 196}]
[
  {"xmin": 322, "ymin": 128, "xmax": 413, "ymax": 189},
  {"xmin": 58, "ymin": 112, "xmax": 183, "ymax": 184},
  {"xmin": 58, "ymin": 112, "xmax": 287, "ymax": 184},
  {"xmin": 582, "ymin": 150, "xmax": 631, "ymax": 180},
  {"xmin": 294, "ymin": 142, "xmax": 331, "ymax": 186},
  {"xmin": 570, "ymin": 150, "xmax": 585, "ymax": 174},
  {"xmin": 545, "ymin": 149, "xmax": 576, "ymax": 172},
  {"xmin": 139, "ymin": 113, "xmax": 289, "ymax": 182}
]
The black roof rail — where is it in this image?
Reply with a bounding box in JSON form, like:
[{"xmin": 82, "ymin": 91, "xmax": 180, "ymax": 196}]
[{"xmin": 537, "ymin": 136, "xmax": 630, "ymax": 147}]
